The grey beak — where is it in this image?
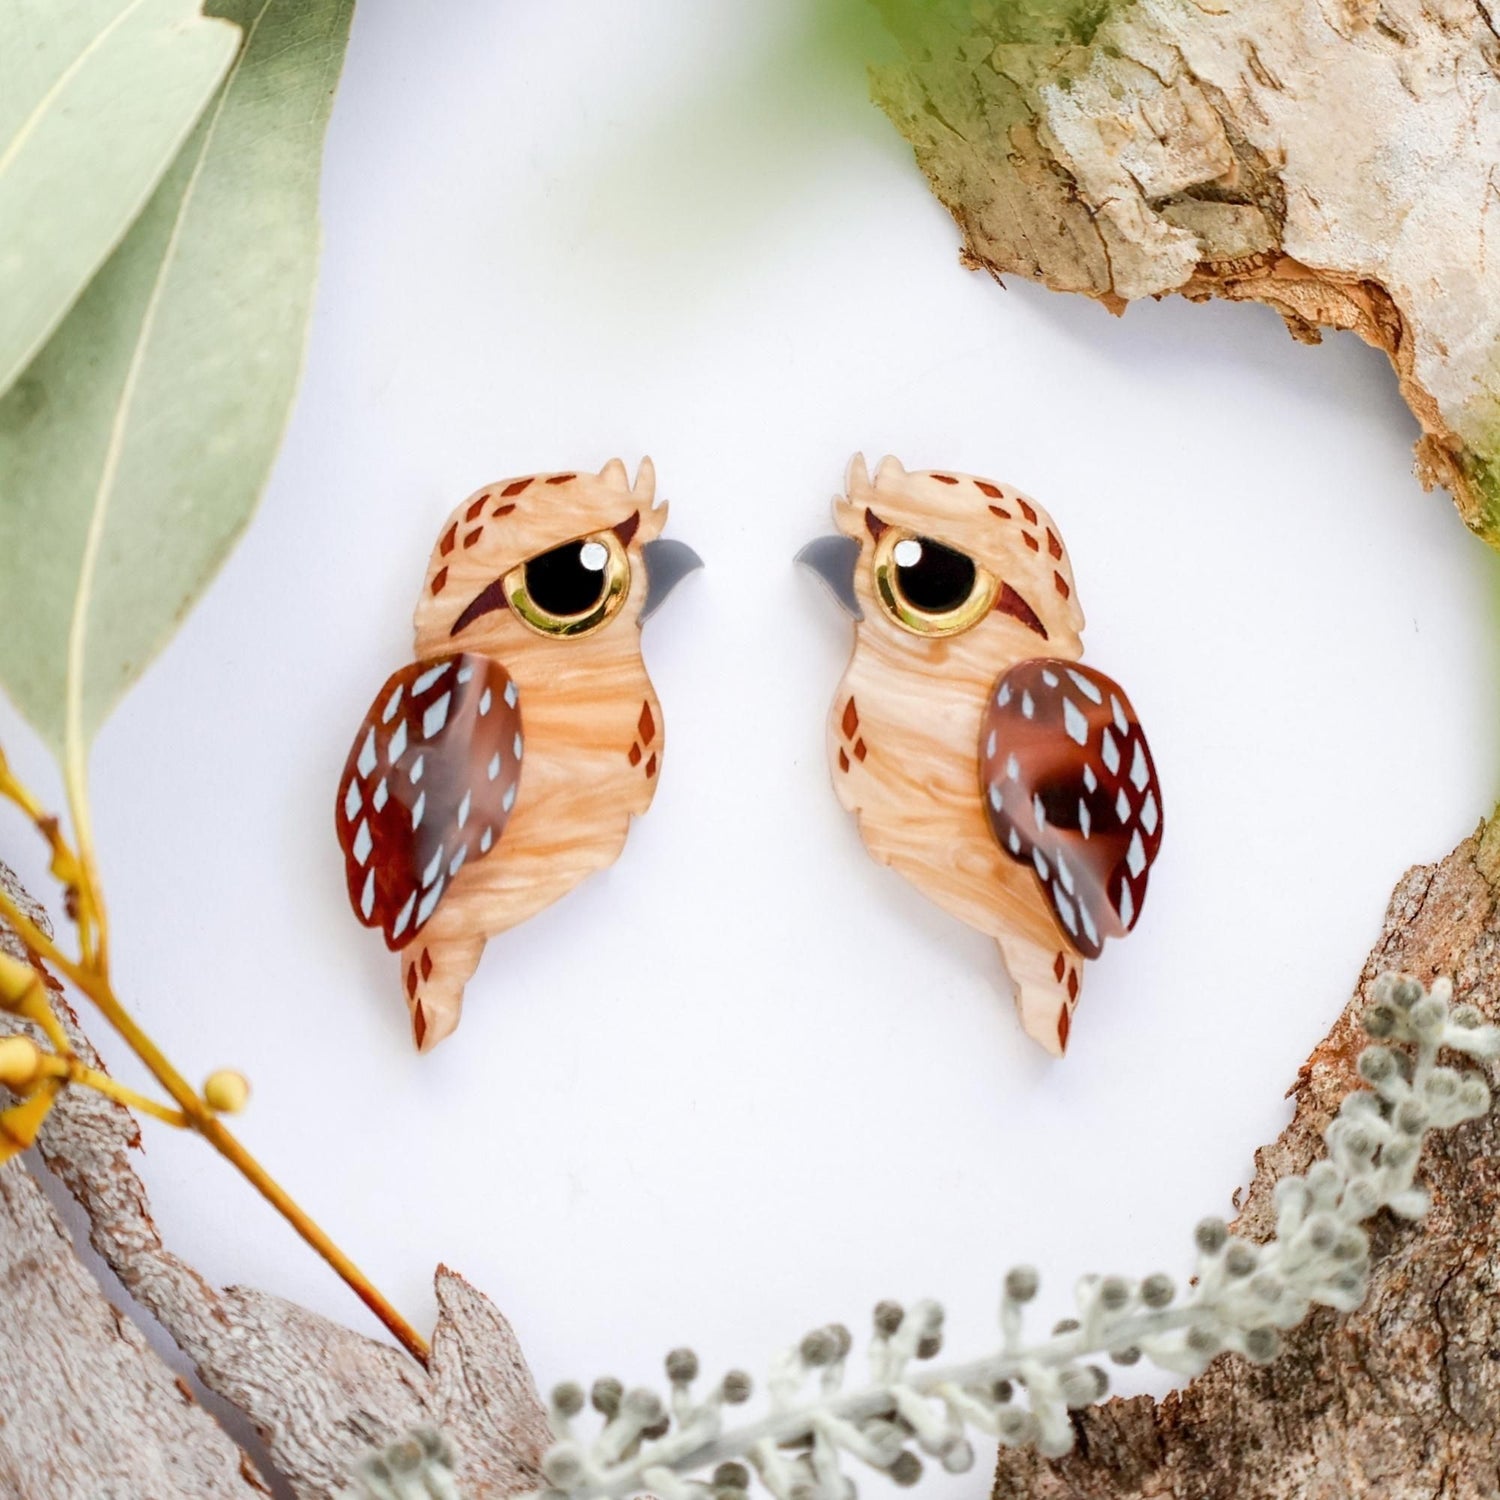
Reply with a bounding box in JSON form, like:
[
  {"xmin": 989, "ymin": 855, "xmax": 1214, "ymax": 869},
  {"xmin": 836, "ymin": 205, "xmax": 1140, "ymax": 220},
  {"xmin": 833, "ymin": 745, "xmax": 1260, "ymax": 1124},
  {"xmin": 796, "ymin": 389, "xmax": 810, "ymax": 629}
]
[
  {"xmin": 795, "ymin": 534, "xmax": 862, "ymax": 621},
  {"xmin": 641, "ymin": 538, "xmax": 704, "ymax": 623}
]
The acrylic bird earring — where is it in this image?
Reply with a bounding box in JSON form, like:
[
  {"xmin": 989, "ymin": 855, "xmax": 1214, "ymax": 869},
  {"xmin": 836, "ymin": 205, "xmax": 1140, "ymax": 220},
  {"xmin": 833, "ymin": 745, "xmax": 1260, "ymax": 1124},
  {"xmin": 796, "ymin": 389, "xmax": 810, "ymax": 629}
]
[
  {"xmin": 797, "ymin": 454, "xmax": 1163, "ymax": 1057},
  {"xmin": 335, "ymin": 458, "xmax": 702, "ymax": 1052}
]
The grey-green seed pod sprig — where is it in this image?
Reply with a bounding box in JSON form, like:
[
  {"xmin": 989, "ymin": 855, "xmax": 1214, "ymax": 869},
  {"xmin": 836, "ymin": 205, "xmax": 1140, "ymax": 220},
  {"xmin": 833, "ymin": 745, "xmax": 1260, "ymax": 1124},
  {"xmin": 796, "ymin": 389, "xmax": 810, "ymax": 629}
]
[
  {"xmin": 521, "ymin": 974, "xmax": 1497, "ymax": 1500},
  {"xmin": 339, "ymin": 1427, "xmax": 461, "ymax": 1500}
]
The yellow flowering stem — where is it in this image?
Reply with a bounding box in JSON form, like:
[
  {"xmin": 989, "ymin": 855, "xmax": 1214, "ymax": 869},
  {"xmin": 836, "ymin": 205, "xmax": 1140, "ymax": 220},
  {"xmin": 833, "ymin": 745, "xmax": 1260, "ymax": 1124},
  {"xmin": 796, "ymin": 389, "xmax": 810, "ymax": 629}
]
[
  {"xmin": 0, "ymin": 750, "xmax": 101, "ymax": 969},
  {"xmin": 0, "ymin": 886, "xmax": 91, "ymax": 999},
  {"xmin": 46, "ymin": 1058, "xmax": 190, "ymax": 1127},
  {"xmin": 61, "ymin": 960, "xmax": 429, "ymax": 1363},
  {"xmin": 0, "ymin": 1083, "xmax": 61, "ymax": 1164},
  {"xmin": 61, "ymin": 748, "xmax": 109, "ymax": 975},
  {"xmin": 0, "ymin": 944, "xmax": 73, "ymax": 1057},
  {"xmin": 0, "ymin": 751, "xmax": 429, "ymax": 1365},
  {"xmin": 1, "ymin": 1034, "xmax": 185, "ymax": 1127},
  {"xmin": 15, "ymin": 987, "xmax": 70, "ymax": 1057}
]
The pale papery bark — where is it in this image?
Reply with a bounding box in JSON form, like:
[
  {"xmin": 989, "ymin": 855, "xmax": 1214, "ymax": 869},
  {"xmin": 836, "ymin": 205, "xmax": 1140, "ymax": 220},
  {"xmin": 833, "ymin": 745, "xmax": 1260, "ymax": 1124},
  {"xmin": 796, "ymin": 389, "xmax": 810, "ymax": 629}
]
[
  {"xmin": 0, "ymin": 1157, "xmax": 268, "ymax": 1498},
  {"xmin": 2, "ymin": 5, "xmax": 1496, "ymax": 1493},
  {"xmin": 0, "ymin": 861, "xmax": 551, "ymax": 1500},
  {"xmin": 872, "ymin": 0, "xmax": 1500, "ymax": 539},
  {"xmin": 990, "ymin": 816, "xmax": 1500, "ymax": 1498},
  {"xmin": 867, "ymin": 11, "xmax": 1500, "ymax": 1485},
  {"xmin": 4, "ymin": 807, "xmax": 1500, "ymax": 1500}
]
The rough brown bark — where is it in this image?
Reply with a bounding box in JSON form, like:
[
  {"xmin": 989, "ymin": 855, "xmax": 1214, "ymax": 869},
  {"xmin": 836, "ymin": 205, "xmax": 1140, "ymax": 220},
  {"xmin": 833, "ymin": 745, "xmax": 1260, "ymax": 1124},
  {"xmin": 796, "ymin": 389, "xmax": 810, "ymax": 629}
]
[
  {"xmin": 991, "ymin": 815, "xmax": 1500, "ymax": 1499},
  {"xmin": 0, "ymin": 861, "xmax": 551, "ymax": 1500},
  {"xmin": 872, "ymin": 0, "xmax": 1500, "ymax": 540}
]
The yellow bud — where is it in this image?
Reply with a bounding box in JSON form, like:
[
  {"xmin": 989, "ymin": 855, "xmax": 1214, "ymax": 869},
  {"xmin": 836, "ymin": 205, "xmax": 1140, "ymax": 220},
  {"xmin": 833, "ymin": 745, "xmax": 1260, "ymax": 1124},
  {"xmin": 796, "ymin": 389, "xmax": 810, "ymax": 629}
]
[
  {"xmin": 203, "ymin": 1069, "xmax": 250, "ymax": 1114},
  {"xmin": 0, "ymin": 950, "xmax": 39, "ymax": 1006},
  {"xmin": 0, "ymin": 1036, "xmax": 41, "ymax": 1090},
  {"xmin": 0, "ymin": 1089, "xmax": 55, "ymax": 1161}
]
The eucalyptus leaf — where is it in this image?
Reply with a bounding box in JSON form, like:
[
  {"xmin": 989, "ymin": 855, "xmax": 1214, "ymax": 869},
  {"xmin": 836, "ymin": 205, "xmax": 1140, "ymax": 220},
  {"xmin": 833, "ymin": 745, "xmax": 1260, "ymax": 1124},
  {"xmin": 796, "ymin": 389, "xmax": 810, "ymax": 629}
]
[
  {"xmin": 0, "ymin": 0, "xmax": 355, "ymax": 758},
  {"xmin": 0, "ymin": 0, "xmax": 241, "ymax": 399}
]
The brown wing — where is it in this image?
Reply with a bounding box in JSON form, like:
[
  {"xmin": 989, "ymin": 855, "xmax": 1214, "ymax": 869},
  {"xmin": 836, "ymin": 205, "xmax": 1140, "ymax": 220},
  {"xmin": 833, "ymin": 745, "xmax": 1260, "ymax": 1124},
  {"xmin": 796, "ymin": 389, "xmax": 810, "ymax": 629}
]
[
  {"xmin": 336, "ymin": 654, "xmax": 524, "ymax": 950},
  {"xmin": 979, "ymin": 659, "xmax": 1162, "ymax": 959}
]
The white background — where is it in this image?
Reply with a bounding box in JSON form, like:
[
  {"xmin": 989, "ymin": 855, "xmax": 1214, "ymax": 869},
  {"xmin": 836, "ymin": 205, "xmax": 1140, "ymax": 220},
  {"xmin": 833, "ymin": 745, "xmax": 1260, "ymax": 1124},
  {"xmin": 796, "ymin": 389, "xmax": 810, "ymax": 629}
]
[{"xmin": 6, "ymin": 2, "xmax": 1500, "ymax": 1493}]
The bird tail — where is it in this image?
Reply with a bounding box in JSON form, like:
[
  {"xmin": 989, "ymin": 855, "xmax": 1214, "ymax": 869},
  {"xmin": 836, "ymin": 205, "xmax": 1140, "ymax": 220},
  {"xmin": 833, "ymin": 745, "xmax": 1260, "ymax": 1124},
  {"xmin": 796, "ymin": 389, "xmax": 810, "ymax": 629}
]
[
  {"xmin": 398, "ymin": 930, "xmax": 484, "ymax": 1053},
  {"xmin": 996, "ymin": 933, "xmax": 1082, "ymax": 1057}
]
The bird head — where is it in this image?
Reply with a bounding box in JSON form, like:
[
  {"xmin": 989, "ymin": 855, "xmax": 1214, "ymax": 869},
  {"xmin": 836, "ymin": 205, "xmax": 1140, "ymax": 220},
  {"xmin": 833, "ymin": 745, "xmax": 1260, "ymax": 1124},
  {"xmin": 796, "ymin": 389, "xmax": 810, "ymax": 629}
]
[
  {"xmin": 413, "ymin": 458, "xmax": 702, "ymax": 676},
  {"xmin": 798, "ymin": 454, "xmax": 1086, "ymax": 663}
]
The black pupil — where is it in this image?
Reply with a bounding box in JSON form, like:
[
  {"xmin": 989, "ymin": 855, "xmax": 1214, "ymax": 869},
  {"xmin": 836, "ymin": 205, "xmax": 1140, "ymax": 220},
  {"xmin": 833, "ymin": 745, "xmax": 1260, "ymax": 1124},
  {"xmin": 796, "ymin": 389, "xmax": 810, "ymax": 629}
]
[
  {"xmin": 526, "ymin": 540, "xmax": 607, "ymax": 618},
  {"xmin": 896, "ymin": 536, "xmax": 976, "ymax": 614}
]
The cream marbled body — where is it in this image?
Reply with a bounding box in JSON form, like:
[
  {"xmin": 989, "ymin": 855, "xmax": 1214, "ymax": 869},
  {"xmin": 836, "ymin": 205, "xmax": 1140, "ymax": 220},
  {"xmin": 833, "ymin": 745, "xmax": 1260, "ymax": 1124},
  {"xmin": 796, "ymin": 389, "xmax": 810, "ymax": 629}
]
[
  {"xmin": 825, "ymin": 455, "xmax": 1091, "ymax": 1055},
  {"xmin": 395, "ymin": 459, "xmax": 667, "ymax": 1050}
]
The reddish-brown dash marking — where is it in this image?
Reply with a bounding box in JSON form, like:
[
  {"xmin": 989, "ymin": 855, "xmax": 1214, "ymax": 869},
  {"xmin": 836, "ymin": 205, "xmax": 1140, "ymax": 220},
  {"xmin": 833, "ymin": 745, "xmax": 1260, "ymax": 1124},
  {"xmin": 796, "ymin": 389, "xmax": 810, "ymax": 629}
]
[{"xmin": 996, "ymin": 583, "xmax": 1048, "ymax": 639}]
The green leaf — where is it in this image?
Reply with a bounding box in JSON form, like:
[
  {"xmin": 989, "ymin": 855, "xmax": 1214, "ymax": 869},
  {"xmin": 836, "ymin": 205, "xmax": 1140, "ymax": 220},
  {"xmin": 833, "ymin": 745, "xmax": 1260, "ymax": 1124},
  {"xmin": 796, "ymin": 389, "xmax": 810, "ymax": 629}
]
[
  {"xmin": 0, "ymin": 0, "xmax": 241, "ymax": 398},
  {"xmin": 0, "ymin": 0, "xmax": 356, "ymax": 758}
]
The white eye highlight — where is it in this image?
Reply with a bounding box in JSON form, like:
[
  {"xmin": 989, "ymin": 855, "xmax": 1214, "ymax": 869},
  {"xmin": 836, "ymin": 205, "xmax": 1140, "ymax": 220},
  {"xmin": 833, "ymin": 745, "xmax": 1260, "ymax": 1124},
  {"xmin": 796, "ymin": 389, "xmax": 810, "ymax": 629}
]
[{"xmin": 893, "ymin": 538, "xmax": 923, "ymax": 568}]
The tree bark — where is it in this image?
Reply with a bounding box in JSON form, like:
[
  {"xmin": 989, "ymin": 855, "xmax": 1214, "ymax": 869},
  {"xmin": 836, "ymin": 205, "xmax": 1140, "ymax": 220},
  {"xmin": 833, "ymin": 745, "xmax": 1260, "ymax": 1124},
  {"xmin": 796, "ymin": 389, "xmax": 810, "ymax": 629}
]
[
  {"xmin": 872, "ymin": 0, "xmax": 1500, "ymax": 541},
  {"xmin": 0, "ymin": 862, "xmax": 551, "ymax": 1499},
  {"xmin": 0, "ymin": 1154, "xmax": 268, "ymax": 1498},
  {"xmin": 8, "ymin": 813, "xmax": 1500, "ymax": 1500},
  {"xmin": 991, "ymin": 813, "xmax": 1500, "ymax": 1498}
]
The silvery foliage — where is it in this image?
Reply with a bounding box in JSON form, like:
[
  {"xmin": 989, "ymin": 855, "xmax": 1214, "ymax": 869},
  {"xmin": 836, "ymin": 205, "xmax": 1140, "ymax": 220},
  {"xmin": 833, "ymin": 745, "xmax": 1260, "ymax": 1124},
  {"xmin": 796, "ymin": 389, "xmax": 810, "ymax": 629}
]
[
  {"xmin": 522, "ymin": 974, "xmax": 1498, "ymax": 1500},
  {"xmin": 340, "ymin": 1427, "xmax": 461, "ymax": 1500}
]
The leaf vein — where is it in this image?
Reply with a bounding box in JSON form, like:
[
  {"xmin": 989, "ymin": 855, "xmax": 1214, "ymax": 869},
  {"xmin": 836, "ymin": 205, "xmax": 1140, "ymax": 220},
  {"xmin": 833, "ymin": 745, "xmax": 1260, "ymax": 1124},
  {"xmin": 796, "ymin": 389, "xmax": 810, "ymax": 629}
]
[
  {"xmin": 0, "ymin": 0, "xmax": 152, "ymax": 181},
  {"xmin": 63, "ymin": 0, "xmax": 275, "ymax": 762}
]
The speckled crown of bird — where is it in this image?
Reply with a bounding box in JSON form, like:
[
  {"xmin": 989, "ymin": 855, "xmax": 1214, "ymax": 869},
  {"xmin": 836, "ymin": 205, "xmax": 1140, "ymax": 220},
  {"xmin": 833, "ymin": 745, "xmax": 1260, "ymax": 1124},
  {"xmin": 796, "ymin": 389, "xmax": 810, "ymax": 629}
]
[
  {"xmin": 335, "ymin": 458, "xmax": 701, "ymax": 1053},
  {"xmin": 798, "ymin": 454, "xmax": 1164, "ymax": 1057}
]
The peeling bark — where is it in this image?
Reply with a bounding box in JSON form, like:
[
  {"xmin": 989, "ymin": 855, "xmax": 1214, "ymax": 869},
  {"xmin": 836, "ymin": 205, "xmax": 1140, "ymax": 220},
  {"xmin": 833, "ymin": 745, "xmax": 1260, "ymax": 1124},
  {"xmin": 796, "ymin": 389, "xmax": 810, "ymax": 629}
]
[
  {"xmin": 0, "ymin": 1160, "xmax": 267, "ymax": 1499},
  {"xmin": 7, "ymin": 812, "xmax": 1500, "ymax": 1500},
  {"xmin": 991, "ymin": 814, "xmax": 1500, "ymax": 1498},
  {"xmin": 0, "ymin": 862, "xmax": 551, "ymax": 1500},
  {"xmin": 873, "ymin": 0, "xmax": 1500, "ymax": 539}
]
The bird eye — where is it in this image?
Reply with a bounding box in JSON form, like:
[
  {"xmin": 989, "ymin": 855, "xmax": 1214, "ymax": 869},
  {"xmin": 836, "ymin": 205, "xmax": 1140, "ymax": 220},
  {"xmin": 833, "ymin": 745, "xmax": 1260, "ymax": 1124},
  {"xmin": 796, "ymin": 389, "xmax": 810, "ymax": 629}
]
[
  {"xmin": 873, "ymin": 529, "xmax": 997, "ymax": 637},
  {"xmin": 504, "ymin": 529, "xmax": 630, "ymax": 638}
]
